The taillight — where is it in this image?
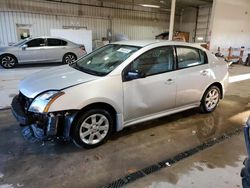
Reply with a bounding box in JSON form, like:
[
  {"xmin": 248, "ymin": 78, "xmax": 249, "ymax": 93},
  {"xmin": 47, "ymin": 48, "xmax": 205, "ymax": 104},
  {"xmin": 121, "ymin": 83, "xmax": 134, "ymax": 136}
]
[{"xmin": 80, "ymin": 45, "xmax": 85, "ymax": 51}]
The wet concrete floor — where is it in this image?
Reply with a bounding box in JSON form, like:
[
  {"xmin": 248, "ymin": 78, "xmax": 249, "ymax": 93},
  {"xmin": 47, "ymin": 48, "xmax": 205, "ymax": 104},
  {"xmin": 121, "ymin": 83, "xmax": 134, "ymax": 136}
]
[
  {"xmin": 127, "ymin": 133, "xmax": 246, "ymax": 188},
  {"xmin": 0, "ymin": 65, "xmax": 249, "ymax": 188}
]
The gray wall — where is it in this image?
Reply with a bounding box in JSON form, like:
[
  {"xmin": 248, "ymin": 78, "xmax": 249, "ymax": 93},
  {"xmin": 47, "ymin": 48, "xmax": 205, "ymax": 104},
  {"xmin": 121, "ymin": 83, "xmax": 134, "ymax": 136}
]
[{"xmin": 0, "ymin": 0, "xmax": 180, "ymax": 46}]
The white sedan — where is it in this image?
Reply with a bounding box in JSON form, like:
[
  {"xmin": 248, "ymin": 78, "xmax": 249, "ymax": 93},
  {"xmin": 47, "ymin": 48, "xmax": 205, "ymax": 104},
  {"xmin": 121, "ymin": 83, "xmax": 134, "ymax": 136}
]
[{"xmin": 11, "ymin": 40, "xmax": 229, "ymax": 148}]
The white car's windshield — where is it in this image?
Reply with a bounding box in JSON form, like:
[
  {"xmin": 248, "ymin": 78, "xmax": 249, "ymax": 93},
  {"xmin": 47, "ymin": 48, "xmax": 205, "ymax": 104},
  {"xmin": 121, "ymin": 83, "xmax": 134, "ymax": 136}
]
[
  {"xmin": 73, "ymin": 44, "xmax": 140, "ymax": 76},
  {"xmin": 12, "ymin": 38, "xmax": 29, "ymax": 47}
]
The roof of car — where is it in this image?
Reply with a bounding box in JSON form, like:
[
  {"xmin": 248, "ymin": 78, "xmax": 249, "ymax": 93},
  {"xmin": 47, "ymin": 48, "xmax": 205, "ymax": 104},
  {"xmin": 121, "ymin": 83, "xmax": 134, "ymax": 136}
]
[
  {"xmin": 112, "ymin": 40, "xmax": 205, "ymax": 50},
  {"xmin": 27, "ymin": 36, "xmax": 78, "ymax": 44},
  {"xmin": 112, "ymin": 40, "xmax": 160, "ymax": 47},
  {"xmin": 30, "ymin": 36, "xmax": 67, "ymax": 40}
]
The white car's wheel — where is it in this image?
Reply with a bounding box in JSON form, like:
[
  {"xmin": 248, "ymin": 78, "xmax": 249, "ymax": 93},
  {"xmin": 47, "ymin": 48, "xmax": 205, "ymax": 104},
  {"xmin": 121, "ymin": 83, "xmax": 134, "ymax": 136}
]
[
  {"xmin": 0, "ymin": 54, "xmax": 17, "ymax": 69},
  {"xmin": 72, "ymin": 109, "xmax": 114, "ymax": 148},
  {"xmin": 63, "ymin": 53, "xmax": 77, "ymax": 65},
  {"xmin": 200, "ymin": 86, "xmax": 221, "ymax": 113}
]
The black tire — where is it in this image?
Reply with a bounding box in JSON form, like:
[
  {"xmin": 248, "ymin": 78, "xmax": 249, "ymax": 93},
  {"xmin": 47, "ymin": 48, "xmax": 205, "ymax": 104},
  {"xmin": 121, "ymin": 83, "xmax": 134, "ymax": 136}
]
[
  {"xmin": 62, "ymin": 53, "xmax": 77, "ymax": 65},
  {"xmin": 200, "ymin": 86, "xmax": 221, "ymax": 113},
  {"xmin": 241, "ymin": 158, "xmax": 250, "ymax": 188},
  {"xmin": 71, "ymin": 109, "xmax": 114, "ymax": 149},
  {"xmin": 0, "ymin": 54, "xmax": 17, "ymax": 69}
]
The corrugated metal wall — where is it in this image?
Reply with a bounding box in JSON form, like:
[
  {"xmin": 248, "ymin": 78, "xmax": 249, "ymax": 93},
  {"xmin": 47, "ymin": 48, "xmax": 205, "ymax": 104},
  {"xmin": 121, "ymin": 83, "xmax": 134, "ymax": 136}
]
[
  {"xmin": 0, "ymin": 11, "xmax": 110, "ymax": 46},
  {"xmin": 0, "ymin": 0, "xmax": 178, "ymax": 46},
  {"xmin": 195, "ymin": 6, "xmax": 212, "ymax": 42}
]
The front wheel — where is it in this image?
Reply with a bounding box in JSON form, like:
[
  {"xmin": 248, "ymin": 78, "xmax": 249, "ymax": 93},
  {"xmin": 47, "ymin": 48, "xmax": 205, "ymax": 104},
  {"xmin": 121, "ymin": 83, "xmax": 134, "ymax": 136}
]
[
  {"xmin": 200, "ymin": 86, "xmax": 221, "ymax": 113},
  {"xmin": 71, "ymin": 109, "xmax": 114, "ymax": 148},
  {"xmin": 0, "ymin": 54, "xmax": 17, "ymax": 68}
]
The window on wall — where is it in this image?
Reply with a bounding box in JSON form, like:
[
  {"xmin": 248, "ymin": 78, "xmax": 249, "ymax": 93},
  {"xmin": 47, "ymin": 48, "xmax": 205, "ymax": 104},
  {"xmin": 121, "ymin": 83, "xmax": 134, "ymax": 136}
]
[
  {"xmin": 130, "ymin": 46, "xmax": 174, "ymax": 77},
  {"xmin": 176, "ymin": 47, "xmax": 206, "ymax": 69},
  {"xmin": 26, "ymin": 38, "xmax": 45, "ymax": 47}
]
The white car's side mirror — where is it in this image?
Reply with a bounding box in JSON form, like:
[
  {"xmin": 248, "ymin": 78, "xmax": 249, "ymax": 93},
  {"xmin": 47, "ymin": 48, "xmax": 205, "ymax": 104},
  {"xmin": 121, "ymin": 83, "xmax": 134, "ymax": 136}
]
[
  {"xmin": 125, "ymin": 71, "xmax": 145, "ymax": 81},
  {"xmin": 21, "ymin": 44, "xmax": 27, "ymax": 50}
]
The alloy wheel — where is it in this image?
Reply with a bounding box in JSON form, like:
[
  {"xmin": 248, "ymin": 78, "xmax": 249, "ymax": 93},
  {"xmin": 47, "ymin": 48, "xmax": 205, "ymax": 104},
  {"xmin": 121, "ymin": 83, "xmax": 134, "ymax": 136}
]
[
  {"xmin": 65, "ymin": 54, "xmax": 76, "ymax": 65},
  {"xmin": 1, "ymin": 56, "xmax": 16, "ymax": 68},
  {"xmin": 79, "ymin": 114, "xmax": 109, "ymax": 145},
  {"xmin": 205, "ymin": 88, "xmax": 219, "ymax": 111}
]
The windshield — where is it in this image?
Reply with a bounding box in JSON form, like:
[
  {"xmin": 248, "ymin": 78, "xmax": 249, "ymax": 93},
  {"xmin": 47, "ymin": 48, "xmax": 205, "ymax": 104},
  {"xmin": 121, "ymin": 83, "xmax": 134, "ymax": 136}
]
[
  {"xmin": 73, "ymin": 44, "xmax": 140, "ymax": 76},
  {"xmin": 12, "ymin": 38, "xmax": 30, "ymax": 47}
]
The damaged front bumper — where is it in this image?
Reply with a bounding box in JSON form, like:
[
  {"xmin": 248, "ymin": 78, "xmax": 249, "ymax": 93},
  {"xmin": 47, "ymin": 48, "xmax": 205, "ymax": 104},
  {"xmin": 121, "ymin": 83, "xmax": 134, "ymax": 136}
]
[{"xmin": 11, "ymin": 95, "xmax": 78, "ymax": 140}]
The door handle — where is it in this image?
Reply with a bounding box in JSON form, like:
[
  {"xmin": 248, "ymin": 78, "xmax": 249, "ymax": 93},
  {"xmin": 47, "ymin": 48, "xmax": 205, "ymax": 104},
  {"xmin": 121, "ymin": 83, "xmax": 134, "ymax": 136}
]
[
  {"xmin": 201, "ymin": 70, "xmax": 209, "ymax": 76},
  {"xmin": 165, "ymin": 78, "xmax": 174, "ymax": 85}
]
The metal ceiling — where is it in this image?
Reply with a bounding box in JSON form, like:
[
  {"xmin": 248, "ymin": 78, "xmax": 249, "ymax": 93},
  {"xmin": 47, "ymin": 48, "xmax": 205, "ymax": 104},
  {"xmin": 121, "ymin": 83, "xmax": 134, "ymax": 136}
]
[
  {"xmin": 98, "ymin": 0, "xmax": 213, "ymax": 10},
  {"xmin": 99, "ymin": 0, "xmax": 213, "ymax": 7},
  {"xmin": 44, "ymin": 0, "xmax": 213, "ymax": 13}
]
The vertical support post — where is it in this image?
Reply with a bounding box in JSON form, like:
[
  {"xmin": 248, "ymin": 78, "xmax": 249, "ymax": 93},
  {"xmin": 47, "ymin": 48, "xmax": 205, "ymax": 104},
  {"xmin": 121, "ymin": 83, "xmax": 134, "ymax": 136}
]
[
  {"xmin": 239, "ymin": 46, "xmax": 245, "ymax": 64},
  {"xmin": 194, "ymin": 7, "xmax": 199, "ymax": 43},
  {"xmin": 169, "ymin": 0, "xmax": 176, "ymax": 41}
]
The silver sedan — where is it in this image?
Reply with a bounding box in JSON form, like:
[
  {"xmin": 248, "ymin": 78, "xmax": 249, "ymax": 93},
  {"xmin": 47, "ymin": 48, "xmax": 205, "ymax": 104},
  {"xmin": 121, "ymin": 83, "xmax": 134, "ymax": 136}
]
[
  {"xmin": 0, "ymin": 36, "xmax": 86, "ymax": 68},
  {"xmin": 11, "ymin": 40, "xmax": 229, "ymax": 148}
]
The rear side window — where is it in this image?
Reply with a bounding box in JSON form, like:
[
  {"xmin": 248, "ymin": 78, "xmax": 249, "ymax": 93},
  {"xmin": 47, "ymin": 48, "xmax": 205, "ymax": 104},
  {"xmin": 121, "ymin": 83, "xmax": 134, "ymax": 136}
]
[
  {"xmin": 176, "ymin": 47, "xmax": 207, "ymax": 69},
  {"xmin": 199, "ymin": 49, "xmax": 208, "ymax": 64},
  {"xmin": 47, "ymin": 39, "xmax": 67, "ymax": 46},
  {"xmin": 61, "ymin": 40, "xmax": 67, "ymax": 46},
  {"xmin": 26, "ymin": 38, "xmax": 45, "ymax": 47}
]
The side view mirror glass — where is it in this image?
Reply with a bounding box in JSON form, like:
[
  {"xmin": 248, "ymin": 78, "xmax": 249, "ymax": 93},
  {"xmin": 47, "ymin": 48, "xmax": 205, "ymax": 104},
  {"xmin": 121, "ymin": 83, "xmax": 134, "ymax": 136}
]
[
  {"xmin": 21, "ymin": 44, "xmax": 27, "ymax": 50},
  {"xmin": 125, "ymin": 71, "xmax": 145, "ymax": 81}
]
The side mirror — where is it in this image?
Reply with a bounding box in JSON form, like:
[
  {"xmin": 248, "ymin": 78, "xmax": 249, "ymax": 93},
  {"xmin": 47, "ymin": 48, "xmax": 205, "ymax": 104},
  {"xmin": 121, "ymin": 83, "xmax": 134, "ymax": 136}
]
[
  {"xmin": 125, "ymin": 71, "xmax": 145, "ymax": 81},
  {"xmin": 21, "ymin": 44, "xmax": 27, "ymax": 50}
]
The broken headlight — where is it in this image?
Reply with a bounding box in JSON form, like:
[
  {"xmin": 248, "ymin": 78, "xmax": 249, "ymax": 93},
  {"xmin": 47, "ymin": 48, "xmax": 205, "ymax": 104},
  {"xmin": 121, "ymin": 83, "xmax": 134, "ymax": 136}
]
[{"xmin": 28, "ymin": 91, "xmax": 64, "ymax": 113}]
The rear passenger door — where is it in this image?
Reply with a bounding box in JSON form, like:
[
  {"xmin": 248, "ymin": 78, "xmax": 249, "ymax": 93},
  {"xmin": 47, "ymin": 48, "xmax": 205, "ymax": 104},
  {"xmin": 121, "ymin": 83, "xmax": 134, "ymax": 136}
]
[
  {"xmin": 175, "ymin": 46, "xmax": 210, "ymax": 107},
  {"xmin": 44, "ymin": 38, "xmax": 67, "ymax": 62}
]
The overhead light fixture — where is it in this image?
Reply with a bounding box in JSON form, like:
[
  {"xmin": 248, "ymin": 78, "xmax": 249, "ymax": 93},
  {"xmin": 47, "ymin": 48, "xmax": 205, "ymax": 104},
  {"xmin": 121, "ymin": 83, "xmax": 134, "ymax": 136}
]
[{"xmin": 140, "ymin": 4, "xmax": 160, "ymax": 8}]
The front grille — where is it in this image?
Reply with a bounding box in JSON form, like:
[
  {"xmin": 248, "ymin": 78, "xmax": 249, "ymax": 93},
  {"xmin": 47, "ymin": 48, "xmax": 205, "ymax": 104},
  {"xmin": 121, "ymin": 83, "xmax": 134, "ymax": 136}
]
[{"xmin": 18, "ymin": 92, "xmax": 33, "ymax": 113}]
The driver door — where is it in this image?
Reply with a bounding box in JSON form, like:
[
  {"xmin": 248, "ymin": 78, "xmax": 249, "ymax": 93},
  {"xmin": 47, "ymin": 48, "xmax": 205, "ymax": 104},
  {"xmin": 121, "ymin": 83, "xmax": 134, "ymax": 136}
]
[{"xmin": 123, "ymin": 46, "xmax": 177, "ymax": 123}]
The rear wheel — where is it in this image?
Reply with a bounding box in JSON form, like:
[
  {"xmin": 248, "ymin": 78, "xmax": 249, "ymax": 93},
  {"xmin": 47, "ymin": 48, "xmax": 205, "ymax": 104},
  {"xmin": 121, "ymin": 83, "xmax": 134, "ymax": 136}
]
[
  {"xmin": 71, "ymin": 109, "xmax": 114, "ymax": 148},
  {"xmin": 62, "ymin": 53, "xmax": 77, "ymax": 65},
  {"xmin": 200, "ymin": 86, "xmax": 221, "ymax": 113},
  {"xmin": 0, "ymin": 54, "xmax": 17, "ymax": 68}
]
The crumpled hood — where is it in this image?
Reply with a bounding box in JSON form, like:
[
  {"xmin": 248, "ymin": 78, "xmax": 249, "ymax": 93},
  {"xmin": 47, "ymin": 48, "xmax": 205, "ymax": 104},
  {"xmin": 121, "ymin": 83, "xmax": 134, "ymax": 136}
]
[{"xmin": 20, "ymin": 65, "xmax": 99, "ymax": 98}]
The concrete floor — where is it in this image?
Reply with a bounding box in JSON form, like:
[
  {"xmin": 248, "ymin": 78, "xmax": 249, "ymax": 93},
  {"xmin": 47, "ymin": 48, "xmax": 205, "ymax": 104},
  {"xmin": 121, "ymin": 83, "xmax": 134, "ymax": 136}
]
[
  {"xmin": 0, "ymin": 64, "xmax": 249, "ymax": 188},
  {"xmin": 127, "ymin": 132, "xmax": 245, "ymax": 188}
]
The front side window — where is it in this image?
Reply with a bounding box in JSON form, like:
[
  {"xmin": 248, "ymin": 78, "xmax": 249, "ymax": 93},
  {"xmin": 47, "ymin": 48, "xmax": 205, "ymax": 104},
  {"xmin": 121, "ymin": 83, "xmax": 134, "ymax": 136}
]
[
  {"xmin": 129, "ymin": 46, "xmax": 174, "ymax": 77},
  {"xmin": 26, "ymin": 38, "xmax": 45, "ymax": 48},
  {"xmin": 176, "ymin": 47, "xmax": 206, "ymax": 69},
  {"xmin": 73, "ymin": 44, "xmax": 140, "ymax": 76}
]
